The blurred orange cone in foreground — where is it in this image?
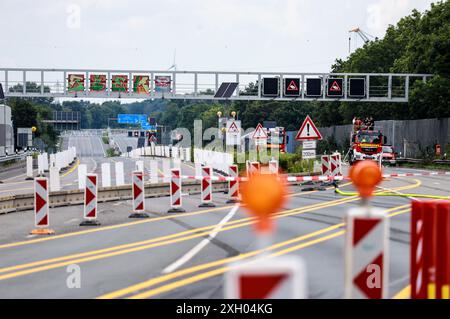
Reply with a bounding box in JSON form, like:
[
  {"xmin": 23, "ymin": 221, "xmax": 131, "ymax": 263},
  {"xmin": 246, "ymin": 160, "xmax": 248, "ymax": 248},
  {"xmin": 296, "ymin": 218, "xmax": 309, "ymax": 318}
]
[{"xmin": 240, "ymin": 173, "xmax": 287, "ymax": 234}]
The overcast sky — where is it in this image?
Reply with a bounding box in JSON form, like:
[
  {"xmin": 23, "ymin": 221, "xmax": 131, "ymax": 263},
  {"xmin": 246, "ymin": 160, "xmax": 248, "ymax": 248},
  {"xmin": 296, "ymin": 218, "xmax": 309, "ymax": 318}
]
[{"xmin": 0, "ymin": 0, "xmax": 435, "ymax": 73}]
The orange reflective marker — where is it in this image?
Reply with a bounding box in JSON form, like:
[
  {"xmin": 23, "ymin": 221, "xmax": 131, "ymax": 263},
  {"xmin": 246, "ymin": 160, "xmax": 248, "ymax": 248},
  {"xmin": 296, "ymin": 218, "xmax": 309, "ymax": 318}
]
[
  {"xmin": 349, "ymin": 160, "xmax": 382, "ymax": 198},
  {"xmin": 240, "ymin": 173, "xmax": 287, "ymax": 234}
]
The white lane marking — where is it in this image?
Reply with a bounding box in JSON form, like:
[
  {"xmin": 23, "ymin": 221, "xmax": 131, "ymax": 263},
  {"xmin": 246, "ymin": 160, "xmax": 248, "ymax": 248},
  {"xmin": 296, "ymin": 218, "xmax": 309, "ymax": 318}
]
[
  {"xmin": 162, "ymin": 204, "xmax": 240, "ymax": 274},
  {"xmin": 26, "ymin": 234, "xmax": 37, "ymax": 239},
  {"xmin": 65, "ymin": 218, "xmax": 80, "ymax": 224}
]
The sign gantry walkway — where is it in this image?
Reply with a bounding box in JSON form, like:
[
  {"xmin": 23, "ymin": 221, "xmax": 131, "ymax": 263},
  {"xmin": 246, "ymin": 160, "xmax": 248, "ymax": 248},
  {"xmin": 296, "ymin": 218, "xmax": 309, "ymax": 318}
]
[{"xmin": 0, "ymin": 68, "xmax": 431, "ymax": 102}]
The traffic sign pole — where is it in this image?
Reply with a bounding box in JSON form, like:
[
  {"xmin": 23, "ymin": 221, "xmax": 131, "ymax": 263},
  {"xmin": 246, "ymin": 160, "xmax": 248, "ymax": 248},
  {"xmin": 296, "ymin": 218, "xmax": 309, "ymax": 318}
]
[
  {"xmin": 168, "ymin": 168, "xmax": 185, "ymax": 213},
  {"xmin": 30, "ymin": 177, "xmax": 54, "ymax": 235},
  {"xmin": 345, "ymin": 161, "xmax": 387, "ymax": 299},
  {"xmin": 199, "ymin": 166, "xmax": 215, "ymax": 208},
  {"xmin": 80, "ymin": 174, "xmax": 101, "ymax": 226},
  {"xmin": 129, "ymin": 171, "xmax": 149, "ymax": 218}
]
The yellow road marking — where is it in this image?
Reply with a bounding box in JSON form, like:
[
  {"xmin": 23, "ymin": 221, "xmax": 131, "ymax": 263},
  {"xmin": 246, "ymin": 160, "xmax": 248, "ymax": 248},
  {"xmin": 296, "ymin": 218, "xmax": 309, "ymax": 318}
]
[
  {"xmin": 98, "ymin": 206, "xmax": 412, "ymax": 299},
  {"xmin": 0, "ymin": 193, "xmax": 367, "ymax": 280},
  {"xmin": 0, "ymin": 205, "xmax": 232, "ymax": 250},
  {"xmin": 0, "ymin": 180, "xmax": 351, "ymax": 250},
  {"xmin": 393, "ymin": 285, "xmax": 411, "ymax": 299},
  {"xmin": 132, "ymin": 232, "xmax": 345, "ymax": 299},
  {"xmin": 61, "ymin": 159, "xmax": 80, "ymax": 178},
  {"xmin": 0, "ymin": 180, "xmax": 418, "ymax": 280}
]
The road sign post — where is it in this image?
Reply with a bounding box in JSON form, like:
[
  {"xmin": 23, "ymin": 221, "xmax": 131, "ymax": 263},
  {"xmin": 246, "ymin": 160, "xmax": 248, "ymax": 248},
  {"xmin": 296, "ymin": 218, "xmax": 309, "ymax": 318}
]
[
  {"xmin": 168, "ymin": 168, "xmax": 185, "ymax": 213},
  {"xmin": 129, "ymin": 171, "xmax": 149, "ymax": 218},
  {"xmin": 226, "ymin": 165, "xmax": 240, "ymax": 204},
  {"xmin": 199, "ymin": 166, "xmax": 215, "ymax": 208},
  {"xmin": 345, "ymin": 161, "xmax": 388, "ymax": 299},
  {"xmin": 80, "ymin": 174, "xmax": 101, "ymax": 226},
  {"xmin": 30, "ymin": 177, "xmax": 54, "ymax": 235}
]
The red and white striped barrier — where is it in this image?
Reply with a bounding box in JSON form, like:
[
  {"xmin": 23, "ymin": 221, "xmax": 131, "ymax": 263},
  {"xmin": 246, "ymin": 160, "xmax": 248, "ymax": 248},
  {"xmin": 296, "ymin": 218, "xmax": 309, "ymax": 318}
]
[
  {"xmin": 321, "ymin": 155, "xmax": 331, "ymax": 176},
  {"xmin": 249, "ymin": 161, "xmax": 261, "ymax": 177},
  {"xmin": 130, "ymin": 171, "xmax": 149, "ymax": 218},
  {"xmin": 227, "ymin": 165, "xmax": 240, "ymax": 204},
  {"xmin": 199, "ymin": 166, "xmax": 215, "ymax": 208},
  {"xmin": 80, "ymin": 174, "xmax": 100, "ymax": 226},
  {"xmin": 330, "ymin": 153, "xmax": 342, "ymax": 176},
  {"xmin": 31, "ymin": 177, "xmax": 54, "ymax": 235},
  {"xmin": 345, "ymin": 207, "xmax": 389, "ymax": 299},
  {"xmin": 168, "ymin": 168, "xmax": 185, "ymax": 213},
  {"xmin": 411, "ymin": 200, "xmax": 450, "ymax": 299}
]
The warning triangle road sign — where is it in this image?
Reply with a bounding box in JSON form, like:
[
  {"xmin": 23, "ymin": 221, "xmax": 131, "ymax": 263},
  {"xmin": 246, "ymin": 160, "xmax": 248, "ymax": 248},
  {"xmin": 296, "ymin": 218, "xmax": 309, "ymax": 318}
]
[
  {"xmin": 228, "ymin": 121, "xmax": 240, "ymax": 133},
  {"xmin": 287, "ymin": 80, "xmax": 298, "ymax": 91},
  {"xmin": 251, "ymin": 123, "xmax": 268, "ymax": 140},
  {"xmin": 330, "ymin": 80, "xmax": 341, "ymax": 92},
  {"xmin": 295, "ymin": 115, "xmax": 322, "ymax": 141}
]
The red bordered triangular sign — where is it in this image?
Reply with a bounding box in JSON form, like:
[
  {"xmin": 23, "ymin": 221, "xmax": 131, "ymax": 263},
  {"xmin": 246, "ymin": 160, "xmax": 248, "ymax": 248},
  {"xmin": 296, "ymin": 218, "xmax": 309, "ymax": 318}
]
[
  {"xmin": 330, "ymin": 81, "xmax": 341, "ymax": 92},
  {"xmin": 228, "ymin": 121, "xmax": 240, "ymax": 133},
  {"xmin": 295, "ymin": 115, "xmax": 322, "ymax": 141},
  {"xmin": 287, "ymin": 80, "xmax": 299, "ymax": 91},
  {"xmin": 251, "ymin": 123, "xmax": 268, "ymax": 140}
]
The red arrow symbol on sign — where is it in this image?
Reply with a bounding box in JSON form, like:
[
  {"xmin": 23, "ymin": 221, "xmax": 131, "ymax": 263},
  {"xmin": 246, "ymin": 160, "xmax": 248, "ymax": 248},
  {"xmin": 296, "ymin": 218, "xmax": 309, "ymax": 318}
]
[{"xmin": 85, "ymin": 188, "xmax": 95, "ymax": 205}]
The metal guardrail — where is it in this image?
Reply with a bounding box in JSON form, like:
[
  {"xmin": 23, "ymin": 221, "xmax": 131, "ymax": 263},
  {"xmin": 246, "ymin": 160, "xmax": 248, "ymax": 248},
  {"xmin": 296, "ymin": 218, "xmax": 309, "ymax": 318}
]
[
  {"xmin": 396, "ymin": 158, "xmax": 450, "ymax": 165},
  {"xmin": 0, "ymin": 180, "xmax": 228, "ymax": 215},
  {"xmin": 0, "ymin": 153, "xmax": 27, "ymax": 163}
]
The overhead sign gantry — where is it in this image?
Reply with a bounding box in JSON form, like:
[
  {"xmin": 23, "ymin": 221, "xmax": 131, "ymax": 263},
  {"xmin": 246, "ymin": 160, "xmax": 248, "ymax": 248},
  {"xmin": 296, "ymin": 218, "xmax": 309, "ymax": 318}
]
[{"xmin": 0, "ymin": 68, "xmax": 431, "ymax": 103}]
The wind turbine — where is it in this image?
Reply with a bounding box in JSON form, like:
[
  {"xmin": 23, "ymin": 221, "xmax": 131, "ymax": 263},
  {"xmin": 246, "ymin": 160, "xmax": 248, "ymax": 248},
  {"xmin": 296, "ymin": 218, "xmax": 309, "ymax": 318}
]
[{"xmin": 168, "ymin": 49, "xmax": 177, "ymax": 71}]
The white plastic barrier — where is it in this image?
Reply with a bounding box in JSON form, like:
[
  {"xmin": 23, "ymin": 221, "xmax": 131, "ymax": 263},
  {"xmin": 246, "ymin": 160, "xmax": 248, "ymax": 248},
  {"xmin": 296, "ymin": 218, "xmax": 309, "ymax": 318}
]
[
  {"xmin": 43, "ymin": 153, "xmax": 49, "ymax": 172},
  {"xmin": 136, "ymin": 160, "xmax": 144, "ymax": 173},
  {"xmin": 26, "ymin": 156, "xmax": 33, "ymax": 179},
  {"xmin": 37, "ymin": 154, "xmax": 44, "ymax": 176},
  {"xmin": 115, "ymin": 162, "xmax": 125, "ymax": 186},
  {"xmin": 77, "ymin": 164, "xmax": 87, "ymax": 190},
  {"xmin": 101, "ymin": 162, "xmax": 111, "ymax": 187},
  {"xmin": 150, "ymin": 160, "xmax": 159, "ymax": 184},
  {"xmin": 49, "ymin": 154, "xmax": 56, "ymax": 168},
  {"xmin": 49, "ymin": 166, "xmax": 60, "ymax": 192},
  {"xmin": 195, "ymin": 162, "xmax": 202, "ymax": 177},
  {"xmin": 173, "ymin": 158, "xmax": 181, "ymax": 169},
  {"xmin": 163, "ymin": 160, "xmax": 171, "ymax": 183}
]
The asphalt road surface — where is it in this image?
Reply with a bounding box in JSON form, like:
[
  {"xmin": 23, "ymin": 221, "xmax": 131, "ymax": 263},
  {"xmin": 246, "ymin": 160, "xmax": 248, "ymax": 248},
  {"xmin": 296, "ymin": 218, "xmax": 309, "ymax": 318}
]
[{"xmin": 0, "ymin": 155, "xmax": 448, "ymax": 298}]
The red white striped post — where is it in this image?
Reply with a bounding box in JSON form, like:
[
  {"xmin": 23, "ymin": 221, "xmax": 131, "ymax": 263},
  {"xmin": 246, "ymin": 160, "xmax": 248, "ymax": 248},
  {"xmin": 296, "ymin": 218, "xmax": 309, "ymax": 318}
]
[
  {"xmin": 30, "ymin": 177, "xmax": 54, "ymax": 235},
  {"xmin": 168, "ymin": 168, "xmax": 185, "ymax": 213},
  {"xmin": 227, "ymin": 165, "xmax": 240, "ymax": 204},
  {"xmin": 129, "ymin": 170, "xmax": 149, "ymax": 218},
  {"xmin": 321, "ymin": 155, "xmax": 331, "ymax": 176},
  {"xmin": 80, "ymin": 174, "xmax": 101, "ymax": 226},
  {"xmin": 249, "ymin": 161, "xmax": 261, "ymax": 177},
  {"xmin": 331, "ymin": 152, "xmax": 342, "ymax": 176},
  {"xmin": 199, "ymin": 166, "xmax": 215, "ymax": 208},
  {"xmin": 345, "ymin": 208, "xmax": 389, "ymax": 299},
  {"xmin": 436, "ymin": 201, "xmax": 450, "ymax": 299},
  {"xmin": 411, "ymin": 200, "xmax": 450, "ymax": 299}
]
